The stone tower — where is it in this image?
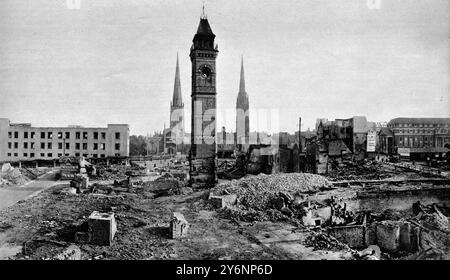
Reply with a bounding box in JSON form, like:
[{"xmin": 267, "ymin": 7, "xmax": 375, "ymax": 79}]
[
  {"xmin": 236, "ymin": 56, "xmax": 250, "ymax": 150},
  {"xmin": 168, "ymin": 54, "xmax": 185, "ymax": 154},
  {"xmin": 189, "ymin": 14, "xmax": 218, "ymax": 188}
]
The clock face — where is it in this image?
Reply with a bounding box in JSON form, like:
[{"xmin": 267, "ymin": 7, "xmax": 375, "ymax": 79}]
[{"xmin": 200, "ymin": 66, "xmax": 211, "ymax": 78}]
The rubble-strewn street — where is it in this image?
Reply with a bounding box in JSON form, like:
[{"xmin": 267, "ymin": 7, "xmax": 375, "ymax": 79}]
[{"xmin": 0, "ymin": 157, "xmax": 449, "ymax": 260}]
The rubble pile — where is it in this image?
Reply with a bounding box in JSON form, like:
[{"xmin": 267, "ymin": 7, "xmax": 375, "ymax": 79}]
[
  {"xmin": 304, "ymin": 230, "xmax": 350, "ymax": 251},
  {"xmin": 0, "ymin": 164, "xmax": 31, "ymax": 187},
  {"xmin": 413, "ymin": 201, "xmax": 449, "ymax": 232},
  {"xmin": 92, "ymin": 165, "xmax": 147, "ymax": 181},
  {"xmin": 327, "ymin": 161, "xmax": 394, "ymax": 181},
  {"xmin": 213, "ymin": 173, "xmax": 331, "ymax": 210},
  {"xmin": 211, "ymin": 173, "xmax": 331, "ymax": 222}
]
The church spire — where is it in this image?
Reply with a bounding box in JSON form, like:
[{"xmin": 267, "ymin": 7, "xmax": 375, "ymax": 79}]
[
  {"xmin": 239, "ymin": 55, "xmax": 246, "ymax": 93},
  {"xmin": 172, "ymin": 53, "xmax": 183, "ymax": 107}
]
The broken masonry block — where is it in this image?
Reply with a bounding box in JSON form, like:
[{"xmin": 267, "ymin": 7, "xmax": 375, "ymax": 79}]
[
  {"xmin": 88, "ymin": 211, "xmax": 117, "ymax": 246},
  {"xmin": 376, "ymin": 221, "xmax": 400, "ymax": 253},
  {"xmin": 170, "ymin": 212, "xmax": 189, "ymax": 239},
  {"xmin": 399, "ymin": 221, "xmax": 412, "ymax": 251},
  {"xmin": 278, "ymin": 192, "xmax": 294, "ymax": 204},
  {"xmin": 209, "ymin": 194, "xmax": 237, "ymax": 209}
]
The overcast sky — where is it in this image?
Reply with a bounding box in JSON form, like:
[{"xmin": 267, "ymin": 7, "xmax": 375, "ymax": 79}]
[{"xmin": 0, "ymin": 0, "xmax": 449, "ymax": 135}]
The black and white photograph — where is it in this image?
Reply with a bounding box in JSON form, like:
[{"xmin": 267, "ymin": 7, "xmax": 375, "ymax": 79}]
[{"xmin": 0, "ymin": 0, "xmax": 449, "ymax": 266}]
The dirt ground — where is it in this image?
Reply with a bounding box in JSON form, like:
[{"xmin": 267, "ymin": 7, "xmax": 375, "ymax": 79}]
[
  {"xmin": 1, "ymin": 160, "xmax": 448, "ymax": 260},
  {"xmin": 0, "ymin": 178, "xmax": 354, "ymax": 260}
]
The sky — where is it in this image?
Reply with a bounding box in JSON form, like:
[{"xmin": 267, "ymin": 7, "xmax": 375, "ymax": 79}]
[{"xmin": 0, "ymin": 0, "xmax": 449, "ymax": 135}]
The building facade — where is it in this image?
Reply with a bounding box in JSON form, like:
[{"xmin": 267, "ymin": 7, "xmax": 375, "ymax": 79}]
[
  {"xmin": 189, "ymin": 14, "xmax": 219, "ymax": 187},
  {"xmin": 387, "ymin": 117, "xmax": 450, "ymax": 159},
  {"xmin": 0, "ymin": 118, "xmax": 129, "ymax": 162}
]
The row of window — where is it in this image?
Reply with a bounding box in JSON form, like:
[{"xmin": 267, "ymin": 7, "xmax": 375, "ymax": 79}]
[
  {"xmin": 8, "ymin": 131, "xmax": 121, "ymax": 140},
  {"xmin": 398, "ymin": 136, "xmax": 449, "ymax": 148},
  {"xmin": 6, "ymin": 153, "xmax": 114, "ymax": 158},
  {"xmin": 391, "ymin": 123, "xmax": 450, "ymax": 128},
  {"xmin": 393, "ymin": 129, "xmax": 450, "ymax": 134},
  {"xmin": 7, "ymin": 142, "xmax": 121, "ymax": 150}
]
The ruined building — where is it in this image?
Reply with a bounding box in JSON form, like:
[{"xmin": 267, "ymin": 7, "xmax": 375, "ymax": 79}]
[
  {"xmin": 164, "ymin": 54, "xmax": 185, "ymax": 155},
  {"xmin": 0, "ymin": 118, "xmax": 129, "ymax": 162},
  {"xmin": 236, "ymin": 57, "xmax": 250, "ymax": 151},
  {"xmin": 189, "ymin": 14, "xmax": 219, "ymax": 187}
]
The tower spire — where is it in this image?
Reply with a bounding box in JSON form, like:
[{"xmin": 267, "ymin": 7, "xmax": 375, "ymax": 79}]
[
  {"xmin": 201, "ymin": 0, "xmax": 207, "ymax": 19},
  {"xmin": 239, "ymin": 55, "xmax": 246, "ymax": 93},
  {"xmin": 172, "ymin": 53, "xmax": 183, "ymax": 107}
]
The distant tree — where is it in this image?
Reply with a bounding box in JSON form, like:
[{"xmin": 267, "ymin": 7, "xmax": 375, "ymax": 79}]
[{"xmin": 129, "ymin": 135, "xmax": 148, "ymax": 156}]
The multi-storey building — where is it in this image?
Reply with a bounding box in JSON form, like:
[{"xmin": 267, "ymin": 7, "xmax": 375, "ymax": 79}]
[
  {"xmin": 0, "ymin": 118, "xmax": 129, "ymax": 162},
  {"xmin": 386, "ymin": 117, "xmax": 450, "ymax": 159}
]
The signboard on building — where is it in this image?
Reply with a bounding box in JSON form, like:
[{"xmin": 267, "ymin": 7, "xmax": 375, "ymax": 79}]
[
  {"xmin": 398, "ymin": 148, "xmax": 411, "ymax": 157},
  {"xmin": 366, "ymin": 131, "xmax": 376, "ymax": 152}
]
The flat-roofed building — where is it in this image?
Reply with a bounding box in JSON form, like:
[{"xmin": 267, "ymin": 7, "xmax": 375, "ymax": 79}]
[
  {"xmin": 0, "ymin": 118, "xmax": 129, "ymax": 162},
  {"xmin": 387, "ymin": 117, "xmax": 450, "ymax": 159}
]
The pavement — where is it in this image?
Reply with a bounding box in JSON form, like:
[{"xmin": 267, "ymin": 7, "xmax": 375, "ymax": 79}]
[{"xmin": 0, "ymin": 171, "xmax": 58, "ymax": 211}]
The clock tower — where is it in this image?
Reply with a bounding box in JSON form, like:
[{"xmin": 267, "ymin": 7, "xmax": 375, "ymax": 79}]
[{"xmin": 189, "ymin": 14, "xmax": 218, "ymax": 188}]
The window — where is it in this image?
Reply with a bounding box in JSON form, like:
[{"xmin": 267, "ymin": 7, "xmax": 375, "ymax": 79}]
[
  {"xmin": 115, "ymin": 143, "xmax": 120, "ymax": 150},
  {"xmin": 65, "ymin": 154, "xmax": 69, "ymax": 156},
  {"xmin": 47, "ymin": 153, "xmax": 52, "ymax": 157},
  {"xmin": 83, "ymin": 154, "xmax": 88, "ymax": 158},
  {"xmin": 75, "ymin": 143, "xmax": 80, "ymax": 150},
  {"xmin": 65, "ymin": 143, "xmax": 70, "ymax": 149},
  {"xmin": 41, "ymin": 142, "xmax": 45, "ymax": 149},
  {"xmin": 41, "ymin": 132, "xmax": 45, "ymax": 139},
  {"xmin": 24, "ymin": 132, "xmax": 28, "ymax": 138},
  {"xmin": 47, "ymin": 143, "xmax": 52, "ymax": 149},
  {"xmin": 65, "ymin": 132, "xmax": 70, "ymax": 139},
  {"xmin": 115, "ymin": 132, "xmax": 120, "ymax": 140},
  {"xmin": 100, "ymin": 154, "xmax": 105, "ymax": 158},
  {"xmin": 31, "ymin": 132, "xmax": 35, "ymax": 139},
  {"xmin": 101, "ymin": 132, "xmax": 106, "ymax": 140},
  {"xmin": 24, "ymin": 142, "xmax": 28, "ymax": 149},
  {"xmin": 75, "ymin": 153, "xmax": 80, "ymax": 157},
  {"xmin": 58, "ymin": 132, "xmax": 63, "ymax": 139},
  {"xmin": 83, "ymin": 132, "xmax": 88, "ymax": 139},
  {"xmin": 23, "ymin": 153, "xmax": 28, "ymax": 157},
  {"xmin": 82, "ymin": 143, "xmax": 87, "ymax": 150},
  {"xmin": 31, "ymin": 142, "xmax": 35, "ymax": 149},
  {"xmin": 7, "ymin": 153, "xmax": 11, "ymax": 157},
  {"xmin": 93, "ymin": 132, "xmax": 98, "ymax": 139},
  {"xmin": 48, "ymin": 132, "xmax": 52, "ymax": 139},
  {"xmin": 40, "ymin": 153, "xmax": 45, "ymax": 157},
  {"xmin": 30, "ymin": 153, "xmax": 35, "ymax": 158},
  {"xmin": 14, "ymin": 142, "xmax": 18, "ymax": 149},
  {"xmin": 58, "ymin": 143, "xmax": 63, "ymax": 149},
  {"xmin": 100, "ymin": 143, "xmax": 106, "ymax": 150},
  {"xmin": 8, "ymin": 142, "xmax": 11, "ymax": 149},
  {"xmin": 14, "ymin": 132, "xmax": 18, "ymax": 138},
  {"xmin": 58, "ymin": 153, "xmax": 62, "ymax": 157},
  {"xmin": 76, "ymin": 132, "xmax": 81, "ymax": 139},
  {"xmin": 93, "ymin": 143, "xmax": 98, "ymax": 150},
  {"xmin": 14, "ymin": 153, "xmax": 18, "ymax": 157},
  {"xmin": 93, "ymin": 154, "xmax": 98, "ymax": 158},
  {"xmin": 8, "ymin": 132, "xmax": 12, "ymax": 138}
]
